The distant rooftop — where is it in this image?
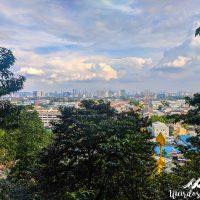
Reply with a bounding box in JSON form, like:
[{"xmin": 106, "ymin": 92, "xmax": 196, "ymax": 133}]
[{"xmin": 154, "ymin": 146, "xmax": 180, "ymax": 155}]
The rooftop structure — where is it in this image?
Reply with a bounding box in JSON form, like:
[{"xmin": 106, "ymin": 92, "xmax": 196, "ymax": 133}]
[
  {"xmin": 152, "ymin": 122, "xmax": 169, "ymax": 138},
  {"xmin": 36, "ymin": 108, "xmax": 60, "ymax": 129}
]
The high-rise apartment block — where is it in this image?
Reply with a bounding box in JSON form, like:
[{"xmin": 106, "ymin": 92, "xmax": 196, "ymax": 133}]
[{"xmin": 33, "ymin": 91, "xmax": 44, "ymax": 97}]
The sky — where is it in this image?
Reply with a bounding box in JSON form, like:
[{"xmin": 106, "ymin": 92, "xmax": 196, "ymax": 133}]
[{"xmin": 1, "ymin": 0, "xmax": 200, "ymax": 92}]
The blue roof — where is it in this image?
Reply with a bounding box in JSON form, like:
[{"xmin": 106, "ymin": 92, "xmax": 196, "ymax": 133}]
[
  {"xmin": 176, "ymin": 140, "xmax": 187, "ymax": 146},
  {"xmin": 178, "ymin": 135, "xmax": 192, "ymax": 146},
  {"xmin": 154, "ymin": 146, "xmax": 180, "ymax": 155}
]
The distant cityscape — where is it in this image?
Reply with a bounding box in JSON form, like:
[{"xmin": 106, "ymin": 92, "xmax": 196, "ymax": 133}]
[
  {"xmin": 0, "ymin": 89, "xmax": 196, "ymax": 129},
  {"xmin": 1, "ymin": 88, "xmax": 197, "ymax": 169},
  {"xmin": 1, "ymin": 89, "xmax": 196, "ymax": 99}
]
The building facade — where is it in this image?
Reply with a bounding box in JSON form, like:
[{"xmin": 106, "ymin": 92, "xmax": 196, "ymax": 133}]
[
  {"xmin": 152, "ymin": 121, "xmax": 169, "ymax": 138},
  {"xmin": 36, "ymin": 108, "xmax": 60, "ymax": 129}
]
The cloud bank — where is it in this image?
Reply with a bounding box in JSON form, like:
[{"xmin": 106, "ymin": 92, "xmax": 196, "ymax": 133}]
[{"xmin": 0, "ymin": 0, "xmax": 200, "ymax": 91}]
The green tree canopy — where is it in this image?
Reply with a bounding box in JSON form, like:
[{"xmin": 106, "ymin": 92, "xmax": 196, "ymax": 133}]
[
  {"xmin": 0, "ymin": 106, "xmax": 52, "ymax": 200},
  {"xmin": 0, "ymin": 47, "xmax": 25, "ymax": 97},
  {"xmin": 195, "ymin": 27, "xmax": 200, "ymax": 37},
  {"xmin": 183, "ymin": 93, "xmax": 200, "ymax": 125},
  {"xmin": 0, "ymin": 47, "xmax": 52, "ymax": 199},
  {"xmin": 36, "ymin": 100, "xmax": 156, "ymax": 200},
  {"xmin": 150, "ymin": 115, "xmax": 168, "ymax": 123}
]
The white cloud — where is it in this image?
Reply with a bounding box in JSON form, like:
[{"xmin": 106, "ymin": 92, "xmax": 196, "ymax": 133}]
[
  {"xmin": 190, "ymin": 35, "xmax": 200, "ymax": 47},
  {"xmin": 112, "ymin": 57, "xmax": 152, "ymax": 68},
  {"xmin": 91, "ymin": 63, "xmax": 117, "ymax": 80},
  {"xmin": 100, "ymin": 63, "xmax": 117, "ymax": 80},
  {"xmin": 86, "ymin": 56, "xmax": 152, "ymax": 68},
  {"xmin": 18, "ymin": 67, "xmax": 45, "ymax": 76},
  {"xmin": 165, "ymin": 56, "xmax": 191, "ymax": 67},
  {"xmin": 14, "ymin": 48, "xmax": 152, "ymax": 88},
  {"xmin": 100, "ymin": 0, "xmax": 142, "ymax": 15},
  {"xmin": 14, "ymin": 50, "xmax": 119, "ymax": 84},
  {"xmin": 153, "ymin": 24, "xmax": 200, "ymax": 82}
]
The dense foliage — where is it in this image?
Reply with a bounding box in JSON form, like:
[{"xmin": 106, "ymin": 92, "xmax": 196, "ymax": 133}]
[
  {"xmin": 0, "ymin": 103, "xmax": 52, "ymax": 200},
  {"xmin": 36, "ymin": 100, "xmax": 156, "ymax": 200},
  {"xmin": 150, "ymin": 115, "xmax": 168, "ymax": 123},
  {"xmin": 0, "ymin": 47, "xmax": 25, "ymax": 97},
  {"xmin": 0, "ymin": 48, "xmax": 51, "ymax": 200}
]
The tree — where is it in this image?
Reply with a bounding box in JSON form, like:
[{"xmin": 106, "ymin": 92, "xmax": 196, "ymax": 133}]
[
  {"xmin": 0, "ymin": 47, "xmax": 27, "ymax": 162},
  {"xmin": 174, "ymin": 94, "xmax": 200, "ymax": 186},
  {"xmin": 129, "ymin": 100, "xmax": 143, "ymax": 109},
  {"xmin": 129, "ymin": 100, "xmax": 140, "ymax": 106},
  {"xmin": 0, "ymin": 107, "xmax": 52, "ymax": 200},
  {"xmin": 183, "ymin": 94, "xmax": 200, "ymax": 125},
  {"xmin": 0, "ymin": 47, "xmax": 25, "ymax": 97},
  {"xmin": 0, "ymin": 47, "xmax": 52, "ymax": 199},
  {"xmin": 195, "ymin": 27, "xmax": 200, "ymax": 37},
  {"xmin": 0, "ymin": 110, "xmax": 52, "ymax": 200},
  {"xmin": 10, "ymin": 108, "xmax": 52, "ymax": 177},
  {"xmin": 150, "ymin": 115, "xmax": 168, "ymax": 123},
  {"xmin": 0, "ymin": 101, "xmax": 24, "ymax": 130},
  {"xmin": 36, "ymin": 100, "xmax": 156, "ymax": 200},
  {"xmin": 0, "ymin": 129, "xmax": 18, "ymax": 164}
]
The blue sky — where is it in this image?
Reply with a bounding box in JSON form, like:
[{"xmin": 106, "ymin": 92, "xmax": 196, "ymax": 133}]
[{"xmin": 1, "ymin": 0, "xmax": 200, "ymax": 92}]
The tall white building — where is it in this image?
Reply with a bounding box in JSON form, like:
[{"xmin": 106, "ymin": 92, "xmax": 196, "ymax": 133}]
[{"xmin": 152, "ymin": 122, "xmax": 169, "ymax": 138}]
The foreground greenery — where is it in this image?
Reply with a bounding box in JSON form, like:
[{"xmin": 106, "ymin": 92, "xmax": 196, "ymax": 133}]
[
  {"xmin": 36, "ymin": 100, "xmax": 156, "ymax": 200},
  {"xmin": 0, "ymin": 102, "xmax": 52, "ymax": 200},
  {"xmin": 0, "ymin": 97, "xmax": 199, "ymax": 200}
]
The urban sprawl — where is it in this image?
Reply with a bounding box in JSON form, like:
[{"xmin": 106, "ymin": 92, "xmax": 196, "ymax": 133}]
[{"xmin": 1, "ymin": 89, "xmax": 198, "ymax": 172}]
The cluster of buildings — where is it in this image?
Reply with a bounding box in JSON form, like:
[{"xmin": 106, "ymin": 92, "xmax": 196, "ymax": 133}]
[
  {"xmin": 142, "ymin": 99, "xmax": 191, "ymax": 117},
  {"xmin": 1, "ymin": 89, "xmax": 196, "ymax": 100},
  {"xmin": 1, "ymin": 90, "xmax": 198, "ymax": 158},
  {"xmin": 13, "ymin": 89, "xmax": 127, "ymax": 98},
  {"xmin": 2, "ymin": 90, "xmax": 197, "ymax": 170},
  {"xmin": 151, "ymin": 100, "xmax": 190, "ymax": 115},
  {"xmin": 149, "ymin": 121, "xmax": 197, "ymax": 166},
  {"xmin": 35, "ymin": 102, "xmax": 79, "ymax": 129}
]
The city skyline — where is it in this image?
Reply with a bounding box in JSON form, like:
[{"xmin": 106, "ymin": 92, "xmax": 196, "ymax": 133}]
[
  {"xmin": 1, "ymin": 0, "xmax": 200, "ymax": 91},
  {"xmin": 4, "ymin": 89, "xmax": 197, "ymax": 98}
]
